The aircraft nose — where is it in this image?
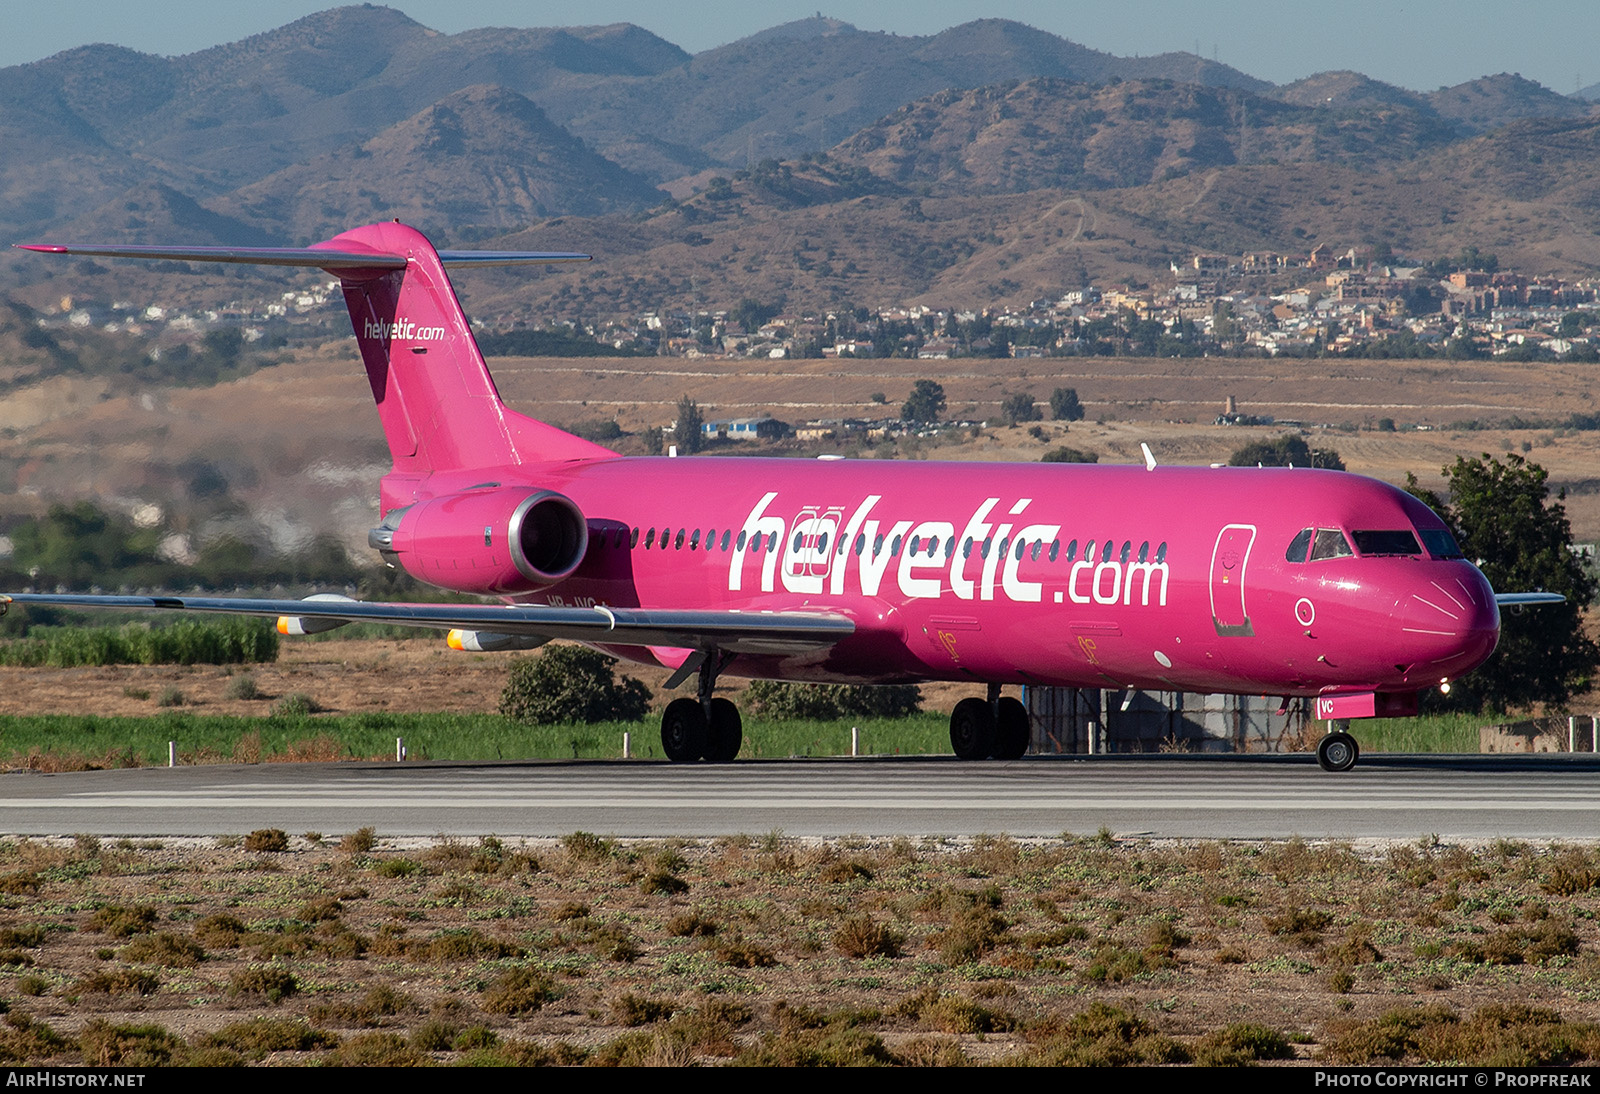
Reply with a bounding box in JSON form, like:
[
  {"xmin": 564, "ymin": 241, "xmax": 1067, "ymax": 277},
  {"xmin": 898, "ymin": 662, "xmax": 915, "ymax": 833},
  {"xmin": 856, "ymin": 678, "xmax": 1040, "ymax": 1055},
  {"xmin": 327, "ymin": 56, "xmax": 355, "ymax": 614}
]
[{"xmin": 1397, "ymin": 566, "xmax": 1500, "ymax": 674}]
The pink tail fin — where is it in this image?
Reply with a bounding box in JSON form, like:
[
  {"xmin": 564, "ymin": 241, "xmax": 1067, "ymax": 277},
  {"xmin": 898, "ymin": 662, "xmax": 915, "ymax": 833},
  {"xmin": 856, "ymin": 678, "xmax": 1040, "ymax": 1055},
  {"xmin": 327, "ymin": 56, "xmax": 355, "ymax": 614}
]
[
  {"xmin": 16, "ymin": 222, "xmax": 617, "ymax": 473},
  {"xmin": 328, "ymin": 222, "xmax": 614, "ymax": 472}
]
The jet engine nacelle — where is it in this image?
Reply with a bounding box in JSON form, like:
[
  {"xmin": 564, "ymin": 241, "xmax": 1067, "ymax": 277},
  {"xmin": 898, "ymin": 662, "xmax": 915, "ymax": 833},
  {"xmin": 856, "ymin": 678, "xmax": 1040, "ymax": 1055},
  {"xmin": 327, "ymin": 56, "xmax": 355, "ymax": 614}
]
[{"xmin": 369, "ymin": 487, "xmax": 588, "ymax": 595}]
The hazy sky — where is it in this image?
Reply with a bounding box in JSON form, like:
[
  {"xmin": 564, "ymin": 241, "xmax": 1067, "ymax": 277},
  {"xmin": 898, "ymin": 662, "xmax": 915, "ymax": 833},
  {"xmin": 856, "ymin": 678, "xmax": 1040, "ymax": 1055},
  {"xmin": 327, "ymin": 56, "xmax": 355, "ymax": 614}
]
[{"xmin": 8, "ymin": 1, "xmax": 1599, "ymax": 94}]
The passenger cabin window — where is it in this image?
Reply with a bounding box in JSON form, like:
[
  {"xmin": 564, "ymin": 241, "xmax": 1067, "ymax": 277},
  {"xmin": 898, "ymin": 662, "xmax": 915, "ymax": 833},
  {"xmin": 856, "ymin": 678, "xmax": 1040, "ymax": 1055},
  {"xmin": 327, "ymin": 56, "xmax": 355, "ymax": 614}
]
[
  {"xmin": 1352, "ymin": 530, "xmax": 1422, "ymax": 556},
  {"xmin": 1419, "ymin": 529, "xmax": 1462, "ymax": 559},
  {"xmin": 1310, "ymin": 528, "xmax": 1353, "ymax": 560},
  {"xmin": 1286, "ymin": 528, "xmax": 1313, "ymax": 563}
]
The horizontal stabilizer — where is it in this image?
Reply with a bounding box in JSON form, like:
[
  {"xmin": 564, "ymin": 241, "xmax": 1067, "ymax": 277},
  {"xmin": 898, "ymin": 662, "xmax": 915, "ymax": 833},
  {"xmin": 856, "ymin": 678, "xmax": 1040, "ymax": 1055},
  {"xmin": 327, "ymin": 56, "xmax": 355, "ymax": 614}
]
[
  {"xmin": 0, "ymin": 594, "xmax": 854, "ymax": 656},
  {"xmin": 1494, "ymin": 592, "xmax": 1566, "ymax": 606},
  {"xmin": 13, "ymin": 244, "xmax": 589, "ymax": 269}
]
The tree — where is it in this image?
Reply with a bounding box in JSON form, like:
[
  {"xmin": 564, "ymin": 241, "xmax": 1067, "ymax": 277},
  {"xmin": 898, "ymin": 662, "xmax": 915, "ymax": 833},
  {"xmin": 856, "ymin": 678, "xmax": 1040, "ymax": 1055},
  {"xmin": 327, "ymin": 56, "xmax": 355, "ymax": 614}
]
[
  {"xmin": 1040, "ymin": 446, "xmax": 1099, "ymax": 464},
  {"xmin": 673, "ymin": 395, "xmax": 705, "ymax": 453},
  {"xmin": 730, "ymin": 298, "xmax": 779, "ymax": 332},
  {"xmin": 1410, "ymin": 454, "xmax": 1599, "ymax": 712},
  {"xmin": 901, "ymin": 380, "xmax": 946, "ymax": 423},
  {"xmin": 1227, "ymin": 435, "xmax": 1345, "ymax": 471},
  {"xmin": 498, "ymin": 646, "xmax": 651, "ymax": 724},
  {"xmin": 1050, "ymin": 387, "xmax": 1085, "ymax": 422},
  {"xmin": 999, "ymin": 392, "xmax": 1041, "ymax": 426}
]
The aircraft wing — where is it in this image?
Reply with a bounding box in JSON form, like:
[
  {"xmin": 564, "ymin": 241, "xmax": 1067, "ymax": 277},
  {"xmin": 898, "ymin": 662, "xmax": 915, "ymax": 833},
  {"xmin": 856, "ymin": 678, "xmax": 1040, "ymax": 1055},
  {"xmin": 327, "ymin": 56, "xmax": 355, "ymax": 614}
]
[
  {"xmin": 0, "ymin": 594, "xmax": 853, "ymax": 656},
  {"xmin": 1494, "ymin": 592, "xmax": 1566, "ymax": 606}
]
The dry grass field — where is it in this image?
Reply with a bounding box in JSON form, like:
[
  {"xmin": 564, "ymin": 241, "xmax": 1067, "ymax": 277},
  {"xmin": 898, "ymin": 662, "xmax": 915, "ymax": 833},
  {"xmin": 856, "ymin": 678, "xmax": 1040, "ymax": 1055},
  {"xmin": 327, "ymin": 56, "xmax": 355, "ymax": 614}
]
[{"xmin": 5, "ymin": 832, "xmax": 1600, "ymax": 1066}]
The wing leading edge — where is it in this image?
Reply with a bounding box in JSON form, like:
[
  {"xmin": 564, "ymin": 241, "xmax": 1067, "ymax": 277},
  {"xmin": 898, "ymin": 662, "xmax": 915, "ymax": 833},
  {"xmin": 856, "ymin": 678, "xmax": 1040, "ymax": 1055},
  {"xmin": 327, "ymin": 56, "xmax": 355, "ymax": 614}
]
[{"xmin": 0, "ymin": 594, "xmax": 853, "ymax": 656}]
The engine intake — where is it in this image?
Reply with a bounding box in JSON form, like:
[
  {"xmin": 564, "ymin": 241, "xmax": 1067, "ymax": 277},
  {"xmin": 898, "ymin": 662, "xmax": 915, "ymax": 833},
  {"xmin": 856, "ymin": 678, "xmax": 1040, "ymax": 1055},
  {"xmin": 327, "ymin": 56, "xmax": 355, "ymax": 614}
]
[{"xmin": 371, "ymin": 487, "xmax": 588, "ymax": 594}]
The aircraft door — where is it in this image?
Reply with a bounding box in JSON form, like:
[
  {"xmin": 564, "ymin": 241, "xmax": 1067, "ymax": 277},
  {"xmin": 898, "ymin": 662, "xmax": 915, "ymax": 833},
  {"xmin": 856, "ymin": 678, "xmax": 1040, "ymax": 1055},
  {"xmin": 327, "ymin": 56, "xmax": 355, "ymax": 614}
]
[{"xmin": 1210, "ymin": 524, "xmax": 1256, "ymax": 637}]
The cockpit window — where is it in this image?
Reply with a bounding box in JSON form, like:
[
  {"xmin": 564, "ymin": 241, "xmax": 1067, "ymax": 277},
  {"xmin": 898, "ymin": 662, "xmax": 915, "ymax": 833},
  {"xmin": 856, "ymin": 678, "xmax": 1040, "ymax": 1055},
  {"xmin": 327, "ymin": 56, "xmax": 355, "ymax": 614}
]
[
  {"xmin": 1286, "ymin": 528, "xmax": 1313, "ymax": 563},
  {"xmin": 1310, "ymin": 528, "xmax": 1354, "ymax": 561},
  {"xmin": 1352, "ymin": 530, "xmax": 1422, "ymax": 556},
  {"xmin": 1418, "ymin": 529, "xmax": 1464, "ymax": 559}
]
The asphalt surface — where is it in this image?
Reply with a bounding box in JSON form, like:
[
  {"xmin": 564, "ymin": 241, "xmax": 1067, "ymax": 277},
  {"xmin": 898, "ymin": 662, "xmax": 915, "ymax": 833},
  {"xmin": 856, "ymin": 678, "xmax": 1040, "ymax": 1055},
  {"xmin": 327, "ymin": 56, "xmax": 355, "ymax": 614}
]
[{"xmin": 2, "ymin": 753, "xmax": 1598, "ymax": 840}]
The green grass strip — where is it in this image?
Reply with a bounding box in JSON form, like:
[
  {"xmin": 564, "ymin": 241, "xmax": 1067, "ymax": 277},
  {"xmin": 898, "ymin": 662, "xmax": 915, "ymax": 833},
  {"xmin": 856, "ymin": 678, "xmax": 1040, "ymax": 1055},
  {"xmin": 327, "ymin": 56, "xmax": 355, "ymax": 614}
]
[{"xmin": 0, "ymin": 711, "xmax": 955, "ymax": 766}]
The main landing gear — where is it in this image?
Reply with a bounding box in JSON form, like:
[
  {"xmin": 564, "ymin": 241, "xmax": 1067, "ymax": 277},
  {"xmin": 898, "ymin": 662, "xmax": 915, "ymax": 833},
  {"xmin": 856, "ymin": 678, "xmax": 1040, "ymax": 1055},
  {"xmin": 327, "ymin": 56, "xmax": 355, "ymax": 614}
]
[
  {"xmin": 950, "ymin": 683, "xmax": 1030, "ymax": 760},
  {"xmin": 1316, "ymin": 720, "xmax": 1360, "ymax": 773},
  {"xmin": 660, "ymin": 652, "xmax": 742, "ymax": 762}
]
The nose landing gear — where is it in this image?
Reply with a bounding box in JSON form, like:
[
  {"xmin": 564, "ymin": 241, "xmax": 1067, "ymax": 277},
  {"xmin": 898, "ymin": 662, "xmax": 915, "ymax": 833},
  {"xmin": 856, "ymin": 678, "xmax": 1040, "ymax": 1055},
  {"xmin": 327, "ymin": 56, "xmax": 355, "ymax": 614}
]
[{"xmin": 1316, "ymin": 721, "xmax": 1360, "ymax": 772}]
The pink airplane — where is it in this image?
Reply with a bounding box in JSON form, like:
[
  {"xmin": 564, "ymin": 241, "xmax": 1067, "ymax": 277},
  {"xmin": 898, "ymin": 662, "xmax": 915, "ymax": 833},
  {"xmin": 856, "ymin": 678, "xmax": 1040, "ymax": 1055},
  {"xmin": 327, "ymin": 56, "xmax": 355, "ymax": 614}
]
[{"xmin": 3, "ymin": 222, "xmax": 1560, "ymax": 771}]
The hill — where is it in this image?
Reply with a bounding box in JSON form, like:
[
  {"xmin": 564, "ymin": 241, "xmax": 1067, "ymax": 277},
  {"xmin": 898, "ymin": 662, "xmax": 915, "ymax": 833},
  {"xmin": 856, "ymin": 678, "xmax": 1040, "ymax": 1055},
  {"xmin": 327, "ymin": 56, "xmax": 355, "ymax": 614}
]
[
  {"xmin": 4, "ymin": 7, "xmax": 1600, "ymax": 323},
  {"xmin": 831, "ymin": 77, "xmax": 1457, "ymax": 196},
  {"xmin": 211, "ymin": 85, "xmax": 665, "ymax": 244}
]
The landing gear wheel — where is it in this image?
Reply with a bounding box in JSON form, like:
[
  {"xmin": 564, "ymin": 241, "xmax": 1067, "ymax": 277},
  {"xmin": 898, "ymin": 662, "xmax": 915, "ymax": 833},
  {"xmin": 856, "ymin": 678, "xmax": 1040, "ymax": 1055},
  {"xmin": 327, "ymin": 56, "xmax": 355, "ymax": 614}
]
[
  {"xmin": 950, "ymin": 697, "xmax": 997, "ymax": 760},
  {"xmin": 662, "ymin": 697, "xmax": 709, "ymax": 762},
  {"xmin": 993, "ymin": 696, "xmax": 1030, "ymax": 760},
  {"xmin": 1316, "ymin": 731, "xmax": 1359, "ymax": 773},
  {"xmin": 705, "ymin": 697, "xmax": 743, "ymax": 762}
]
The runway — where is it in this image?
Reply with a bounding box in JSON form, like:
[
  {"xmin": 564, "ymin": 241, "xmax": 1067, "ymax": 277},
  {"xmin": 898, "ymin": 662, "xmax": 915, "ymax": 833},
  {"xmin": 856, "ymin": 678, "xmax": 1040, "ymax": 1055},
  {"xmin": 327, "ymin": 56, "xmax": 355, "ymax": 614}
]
[{"xmin": 2, "ymin": 754, "xmax": 1598, "ymax": 840}]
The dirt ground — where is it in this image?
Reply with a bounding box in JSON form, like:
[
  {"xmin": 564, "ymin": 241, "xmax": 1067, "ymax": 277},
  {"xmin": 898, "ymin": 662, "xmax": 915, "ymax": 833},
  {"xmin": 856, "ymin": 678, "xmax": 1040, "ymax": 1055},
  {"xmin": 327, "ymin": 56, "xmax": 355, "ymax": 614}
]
[{"xmin": 0, "ymin": 638, "xmax": 979, "ymax": 721}]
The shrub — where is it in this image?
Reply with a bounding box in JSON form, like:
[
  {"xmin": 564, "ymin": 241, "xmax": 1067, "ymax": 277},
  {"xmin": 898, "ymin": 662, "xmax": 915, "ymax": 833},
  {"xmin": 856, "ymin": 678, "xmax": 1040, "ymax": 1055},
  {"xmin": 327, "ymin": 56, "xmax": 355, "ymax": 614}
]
[
  {"xmin": 1193, "ymin": 1023, "xmax": 1294, "ymax": 1066},
  {"xmin": 225, "ymin": 674, "xmax": 262, "ymax": 700},
  {"xmin": 119, "ymin": 932, "xmax": 206, "ymax": 967},
  {"xmin": 740, "ymin": 680, "xmax": 921, "ymax": 720},
  {"xmin": 321, "ymin": 1031, "xmax": 427, "ymax": 1067},
  {"xmin": 666, "ymin": 911, "xmax": 719, "ymax": 937},
  {"xmin": 498, "ymin": 646, "xmax": 650, "ymax": 723},
  {"xmin": 561, "ymin": 831, "xmax": 614, "ymax": 863},
  {"xmin": 229, "ymin": 965, "xmax": 298, "ymax": 1003},
  {"xmin": 713, "ymin": 934, "xmax": 777, "ymax": 968},
  {"xmin": 244, "ymin": 828, "xmax": 289, "ymax": 853},
  {"xmin": 481, "ymin": 968, "xmax": 557, "ymax": 1016},
  {"xmin": 612, "ymin": 994, "xmax": 676, "ymax": 1026},
  {"xmin": 76, "ymin": 969, "xmax": 161, "ymax": 996},
  {"xmin": 270, "ymin": 692, "xmax": 319, "ymax": 718},
  {"xmin": 340, "ymin": 827, "xmax": 378, "ymax": 854},
  {"xmin": 156, "ymin": 686, "xmax": 185, "ymax": 708},
  {"xmin": 193, "ymin": 914, "xmax": 247, "ymax": 947},
  {"xmin": 834, "ymin": 916, "xmax": 903, "ymax": 959},
  {"xmin": 78, "ymin": 1021, "xmax": 183, "ymax": 1067},
  {"xmin": 640, "ymin": 868, "xmax": 689, "ymax": 895},
  {"xmin": 1040, "ymin": 445, "xmax": 1099, "ymax": 463},
  {"xmin": 931, "ymin": 898, "xmax": 1008, "ymax": 964},
  {"xmin": 372, "ymin": 858, "xmax": 421, "ymax": 878},
  {"xmin": 202, "ymin": 1018, "xmax": 338, "ymax": 1061},
  {"xmin": 87, "ymin": 904, "xmax": 158, "ymax": 938},
  {"xmin": 0, "ymin": 872, "xmax": 40, "ymax": 895}
]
